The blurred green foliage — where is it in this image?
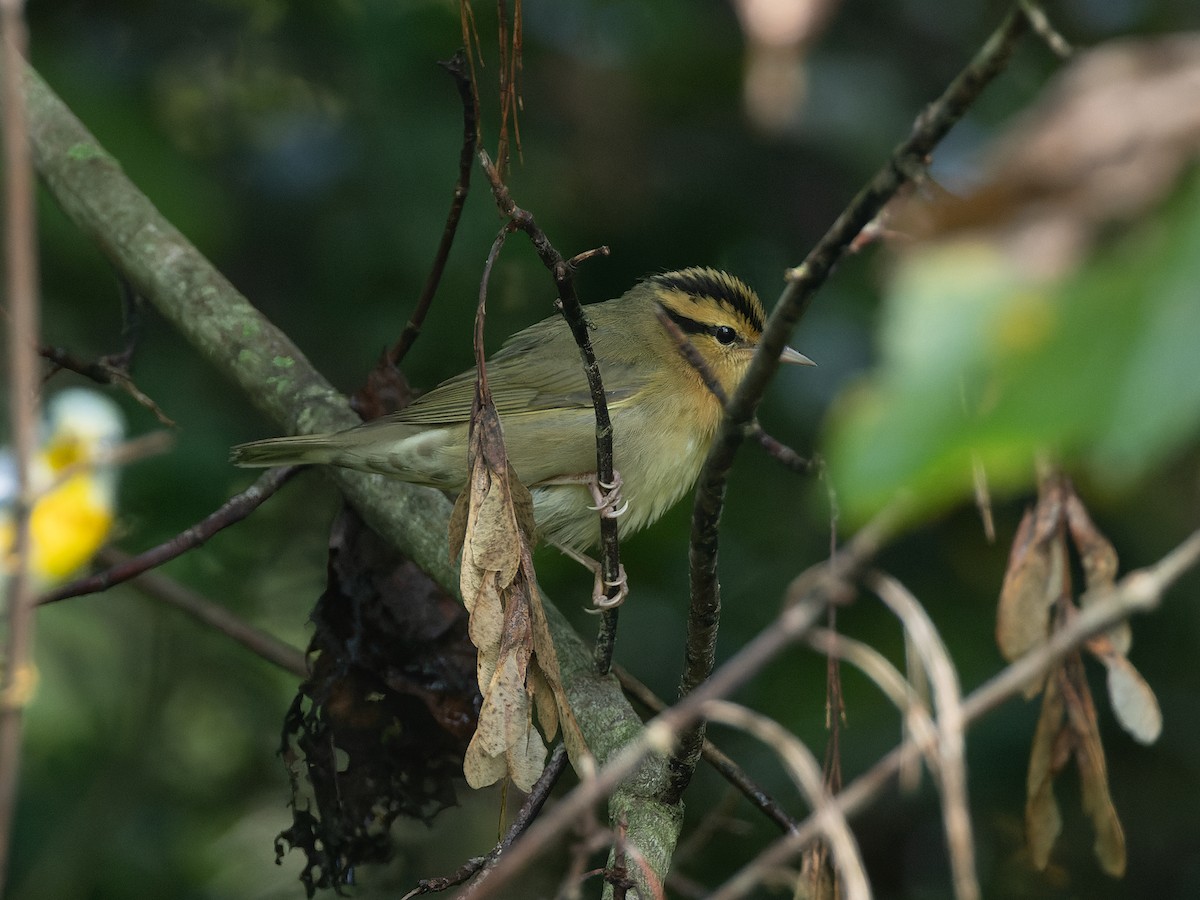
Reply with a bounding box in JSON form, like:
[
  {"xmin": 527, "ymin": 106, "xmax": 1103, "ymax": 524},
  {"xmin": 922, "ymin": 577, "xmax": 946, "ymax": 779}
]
[
  {"xmin": 13, "ymin": 1, "xmax": 1200, "ymax": 898},
  {"xmin": 829, "ymin": 171, "xmax": 1200, "ymax": 524}
]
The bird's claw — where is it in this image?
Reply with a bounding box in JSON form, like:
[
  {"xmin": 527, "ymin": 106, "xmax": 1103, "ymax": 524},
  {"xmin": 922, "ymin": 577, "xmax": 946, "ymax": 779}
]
[
  {"xmin": 587, "ymin": 470, "xmax": 627, "ymax": 520},
  {"xmin": 591, "ymin": 563, "xmax": 629, "ymax": 610}
]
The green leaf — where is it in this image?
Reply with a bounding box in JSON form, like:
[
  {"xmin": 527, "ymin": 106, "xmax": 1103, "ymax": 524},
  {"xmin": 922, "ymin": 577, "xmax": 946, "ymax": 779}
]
[{"xmin": 827, "ymin": 173, "xmax": 1200, "ymax": 524}]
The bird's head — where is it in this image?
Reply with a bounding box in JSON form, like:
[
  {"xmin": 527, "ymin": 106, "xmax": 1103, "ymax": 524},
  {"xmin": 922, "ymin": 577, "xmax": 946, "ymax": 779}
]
[{"xmin": 649, "ymin": 267, "xmax": 813, "ymax": 398}]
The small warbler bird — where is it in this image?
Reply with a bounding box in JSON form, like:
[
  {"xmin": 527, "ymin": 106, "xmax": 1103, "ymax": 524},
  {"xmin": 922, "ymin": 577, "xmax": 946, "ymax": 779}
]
[
  {"xmin": 1, "ymin": 388, "xmax": 125, "ymax": 588},
  {"xmin": 232, "ymin": 268, "xmax": 812, "ymax": 583}
]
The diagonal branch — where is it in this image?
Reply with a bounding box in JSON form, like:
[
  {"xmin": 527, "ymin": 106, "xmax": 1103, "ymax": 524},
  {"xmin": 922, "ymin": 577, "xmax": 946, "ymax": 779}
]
[
  {"xmin": 38, "ymin": 466, "xmax": 297, "ymax": 605},
  {"xmin": 711, "ymin": 525, "xmax": 1200, "ymax": 900},
  {"xmin": 667, "ymin": 2, "xmax": 1036, "ymax": 804},
  {"xmin": 22, "ymin": 60, "xmax": 679, "ymax": 898}
]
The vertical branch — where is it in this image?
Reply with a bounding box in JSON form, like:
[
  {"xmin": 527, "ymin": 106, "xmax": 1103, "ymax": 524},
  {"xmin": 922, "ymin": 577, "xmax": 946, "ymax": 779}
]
[
  {"xmin": 0, "ymin": 0, "xmax": 40, "ymax": 887},
  {"xmin": 666, "ymin": 3, "xmax": 1034, "ymax": 804},
  {"xmin": 476, "ymin": 152, "xmax": 619, "ymax": 674},
  {"xmin": 388, "ymin": 51, "xmax": 478, "ymax": 367}
]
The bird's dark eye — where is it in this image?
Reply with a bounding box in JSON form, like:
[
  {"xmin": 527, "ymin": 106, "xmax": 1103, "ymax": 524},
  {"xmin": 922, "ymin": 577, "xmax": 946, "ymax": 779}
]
[{"xmin": 713, "ymin": 325, "xmax": 737, "ymax": 346}]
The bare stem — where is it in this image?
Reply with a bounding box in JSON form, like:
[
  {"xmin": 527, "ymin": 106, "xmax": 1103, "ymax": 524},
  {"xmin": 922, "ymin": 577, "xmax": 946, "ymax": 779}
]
[
  {"xmin": 389, "ymin": 51, "xmax": 478, "ymax": 366},
  {"xmin": 39, "ymin": 467, "xmax": 298, "ymax": 605},
  {"xmin": 0, "ymin": 2, "xmax": 39, "ymax": 887},
  {"xmin": 476, "ymin": 150, "xmax": 621, "ymax": 667}
]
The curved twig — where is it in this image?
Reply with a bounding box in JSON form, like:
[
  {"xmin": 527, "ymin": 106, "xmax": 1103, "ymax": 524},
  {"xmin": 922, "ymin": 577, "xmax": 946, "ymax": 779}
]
[
  {"xmin": 703, "ymin": 701, "xmax": 870, "ymax": 900},
  {"xmin": 869, "ymin": 572, "xmax": 978, "ymax": 900}
]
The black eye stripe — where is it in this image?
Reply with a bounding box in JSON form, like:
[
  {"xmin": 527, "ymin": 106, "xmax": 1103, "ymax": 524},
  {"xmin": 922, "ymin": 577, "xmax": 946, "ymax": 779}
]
[{"xmin": 661, "ymin": 306, "xmax": 740, "ymax": 345}]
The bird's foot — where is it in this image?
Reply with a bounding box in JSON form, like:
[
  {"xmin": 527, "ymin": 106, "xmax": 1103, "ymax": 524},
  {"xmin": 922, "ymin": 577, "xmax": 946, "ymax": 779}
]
[
  {"xmin": 586, "ymin": 470, "xmax": 628, "ymax": 520},
  {"xmin": 550, "ymin": 541, "xmax": 630, "ymax": 609},
  {"xmin": 540, "ymin": 470, "xmax": 629, "ymax": 520},
  {"xmin": 591, "ymin": 563, "xmax": 628, "ymax": 609}
]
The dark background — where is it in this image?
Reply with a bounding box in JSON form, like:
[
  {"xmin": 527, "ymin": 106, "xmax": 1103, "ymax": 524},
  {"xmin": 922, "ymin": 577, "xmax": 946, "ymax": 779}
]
[{"xmin": 17, "ymin": 1, "xmax": 1200, "ymax": 897}]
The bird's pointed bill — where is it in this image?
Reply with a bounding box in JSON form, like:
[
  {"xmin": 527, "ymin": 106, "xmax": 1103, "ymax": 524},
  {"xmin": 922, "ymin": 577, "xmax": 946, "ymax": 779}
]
[{"xmin": 780, "ymin": 346, "xmax": 816, "ymax": 366}]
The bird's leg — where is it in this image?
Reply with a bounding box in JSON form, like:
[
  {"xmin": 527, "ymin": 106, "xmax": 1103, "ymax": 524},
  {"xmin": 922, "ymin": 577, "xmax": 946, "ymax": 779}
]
[
  {"xmin": 550, "ymin": 541, "xmax": 629, "ymax": 609},
  {"xmin": 539, "ymin": 470, "xmax": 628, "ymax": 519}
]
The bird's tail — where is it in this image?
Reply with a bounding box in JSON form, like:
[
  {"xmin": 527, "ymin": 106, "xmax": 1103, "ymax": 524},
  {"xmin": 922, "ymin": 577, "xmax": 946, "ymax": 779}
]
[{"xmin": 229, "ymin": 434, "xmax": 348, "ymax": 468}]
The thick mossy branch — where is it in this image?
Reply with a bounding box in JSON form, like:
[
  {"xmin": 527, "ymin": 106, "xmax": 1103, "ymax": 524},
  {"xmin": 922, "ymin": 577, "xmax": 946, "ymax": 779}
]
[{"xmin": 22, "ymin": 63, "xmax": 675, "ymax": 892}]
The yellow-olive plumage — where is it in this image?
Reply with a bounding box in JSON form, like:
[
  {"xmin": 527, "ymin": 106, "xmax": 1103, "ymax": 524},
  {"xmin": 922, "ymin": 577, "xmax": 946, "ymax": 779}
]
[{"xmin": 231, "ymin": 268, "xmax": 812, "ymax": 550}]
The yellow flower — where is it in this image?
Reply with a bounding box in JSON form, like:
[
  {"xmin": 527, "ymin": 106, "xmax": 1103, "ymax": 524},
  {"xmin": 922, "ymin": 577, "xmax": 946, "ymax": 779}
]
[{"xmin": 1, "ymin": 389, "xmax": 124, "ymax": 588}]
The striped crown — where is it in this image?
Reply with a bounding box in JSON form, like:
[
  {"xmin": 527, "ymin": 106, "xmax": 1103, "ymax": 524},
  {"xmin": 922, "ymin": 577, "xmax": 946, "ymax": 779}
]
[{"xmin": 649, "ymin": 267, "xmax": 765, "ymax": 337}]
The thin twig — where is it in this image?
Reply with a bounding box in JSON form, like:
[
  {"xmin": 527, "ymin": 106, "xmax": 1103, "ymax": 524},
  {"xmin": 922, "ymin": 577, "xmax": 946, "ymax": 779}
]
[
  {"xmin": 93, "ymin": 549, "xmax": 308, "ymax": 678},
  {"xmin": 668, "ymin": 1, "xmax": 1035, "ymax": 805},
  {"xmin": 655, "ymin": 306, "xmax": 815, "ymax": 474},
  {"xmin": 615, "ymin": 665, "xmax": 799, "ymax": 833},
  {"xmin": 703, "ymin": 701, "xmax": 870, "ymax": 900},
  {"xmin": 476, "ymin": 150, "xmax": 621, "ymax": 671},
  {"xmin": 710, "ymin": 525, "xmax": 1200, "ymax": 900},
  {"xmin": 389, "ymin": 51, "xmax": 478, "ymax": 367},
  {"xmin": 804, "ymin": 628, "xmax": 940, "ymax": 763},
  {"xmin": 1019, "ymin": 0, "xmax": 1073, "ymax": 58},
  {"xmin": 37, "ymin": 344, "xmax": 175, "ymax": 426},
  {"xmin": 39, "ymin": 466, "xmax": 298, "ymax": 604},
  {"xmin": 0, "ymin": 0, "xmax": 40, "ymax": 888},
  {"xmin": 870, "ymin": 572, "xmax": 978, "ymax": 900},
  {"xmin": 402, "ymin": 743, "xmax": 569, "ymax": 898}
]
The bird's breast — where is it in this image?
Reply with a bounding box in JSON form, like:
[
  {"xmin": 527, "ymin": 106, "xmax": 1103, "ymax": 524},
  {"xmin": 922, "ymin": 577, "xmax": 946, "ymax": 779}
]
[{"xmin": 528, "ymin": 378, "xmax": 721, "ymax": 550}]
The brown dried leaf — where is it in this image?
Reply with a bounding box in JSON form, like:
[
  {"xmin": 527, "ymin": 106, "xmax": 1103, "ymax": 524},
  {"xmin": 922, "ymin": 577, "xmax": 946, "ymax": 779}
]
[
  {"xmin": 474, "ymin": 649, "xmax": 532, "ymax": 757},
  {"xmin": 467, "ymin": 572, "xmax": 503, "ymax": 687},
  {"xmin": 1026, "ymin": 673, "xmax": 1066, "ymax": 870},
  {"xmin": 448, "ymin": 488, "xmax": 470, "ymax": 564},
  {"xmin": 455, "ymin": 388, "xmax": 589, "ymax": 789},
  {"xmin": 506, "ymin": 721, "xmax": 549, "ymax": 794},
  {"xmin": 1062, "ymin": 656, "xmax": 1127, "ymax": 877},
  {"xmin": 524, "ymin": 555, "xmax": 590, "ymax": 770},
  {"xmin": 470, "ymin": 475, "xmax": 522, "ymax": 580},
  {"xmin": 1065, "ymin": 489, "xmax": 1131, "ymax": 655},
  {"xmin": 996, "ymin": 497, "xmax": 1065, "ymax": 696},
  {"xmin": 1101, "ymin": 651, "xmax": 1162, "ymax": 745},
  {"xmin": 463, "ymin": 729, "xmax": 508, "ymax": 790},
  {"xmin": 528, "ymin": 659, "xmax": 559, "ymax": 743}
]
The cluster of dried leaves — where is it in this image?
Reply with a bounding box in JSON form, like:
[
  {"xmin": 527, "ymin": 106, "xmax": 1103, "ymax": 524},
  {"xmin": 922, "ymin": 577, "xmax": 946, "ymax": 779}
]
[
  {"xmin": 276, "ymin": 507, "xmax": 481, "ymax": 895},
  {"xmin": 997, "ymin": 470, "xmax": 1162, "ymax": 877},
  {"xmin": 449, "ymin": 379, "xmax": 589, "ymax": 792}
]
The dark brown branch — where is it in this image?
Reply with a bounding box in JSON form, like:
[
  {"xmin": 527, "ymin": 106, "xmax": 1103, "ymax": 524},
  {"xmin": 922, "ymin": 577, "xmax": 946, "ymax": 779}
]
[
  {"xmin": 89, "ymin": 549, "xmax": 309, "ymax": 678},
  {"xmin": 475, "ymin": 149, "xmax": 621, "ymax": 673},
  {"xmin": 38, "ymin": 466, "xmax": 298, "ymax": 604},
  {"xmin": 655, "ymin": 306, "xmax": 815, "ymax": 476},
  {"xmin": 403, "ymin": 743, "xmax": 569, "ymax": 898},
  {"xmin": 39, "ymin": 274, "xmax": 175, "ymax": 426},
  {"xmin": 667, "ymin": 3, "xmax": 1035, "ymax": 805},
  {"xmin": 388, "ymin": 51, "xmax": 477, "ymax": 367},
  {"xmin": 38, "ymin": 343, "xmax": 176, "ymax": 426},
  {"xmin": 615, "ymin": 665, "xmax": 798, "ymax": 834}
]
